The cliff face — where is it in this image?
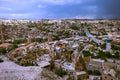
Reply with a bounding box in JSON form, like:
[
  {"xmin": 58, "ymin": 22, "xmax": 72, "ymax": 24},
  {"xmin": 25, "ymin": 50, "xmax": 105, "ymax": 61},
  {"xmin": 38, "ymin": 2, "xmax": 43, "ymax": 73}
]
[
  {"xmin": 0, "ymin": 56, "xmax": 42, "ymax": 80},
  {"xmin": 0, "ymin": 55, "xmax": 63, "ymax": 80},
  {"xmin": 36, "ymin": 69, "xmax": 63, "ymax": 80}
]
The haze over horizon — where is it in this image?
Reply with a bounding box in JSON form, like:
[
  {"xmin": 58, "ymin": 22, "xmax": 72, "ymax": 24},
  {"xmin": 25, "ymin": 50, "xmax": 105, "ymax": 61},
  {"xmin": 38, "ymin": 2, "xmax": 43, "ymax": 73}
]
[{"xmin": 0, "ymin": 0, "xmax": 120, "ymax": 20}]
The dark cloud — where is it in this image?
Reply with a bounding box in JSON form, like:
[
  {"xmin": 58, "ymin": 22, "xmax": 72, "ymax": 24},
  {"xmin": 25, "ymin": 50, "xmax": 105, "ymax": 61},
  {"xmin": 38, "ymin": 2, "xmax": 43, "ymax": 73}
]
[{"xmin": 0, "ymin": 0, "xmax": 120, "ymax": 19}]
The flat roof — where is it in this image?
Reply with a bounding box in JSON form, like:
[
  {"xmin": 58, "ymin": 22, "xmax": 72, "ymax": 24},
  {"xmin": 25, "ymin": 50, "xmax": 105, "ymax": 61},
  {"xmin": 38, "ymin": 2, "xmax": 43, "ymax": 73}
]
[
  {"xmin": 92, "ymin": 59, "xmax": 104, "ymax": 63},
  {"xmin": 76, "ymin": 71, "xmax": 86, "ymax": 75},
  {"xmin": 0, "ymin": 43, "xmax": 12, "ymax": 48}
]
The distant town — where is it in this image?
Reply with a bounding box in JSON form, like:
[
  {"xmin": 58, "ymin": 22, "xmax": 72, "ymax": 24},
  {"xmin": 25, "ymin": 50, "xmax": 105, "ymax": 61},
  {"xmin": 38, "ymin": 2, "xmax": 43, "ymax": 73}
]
[{"xmin": 0, "ymin": 19, "xmax": 120, "ymax": 80}]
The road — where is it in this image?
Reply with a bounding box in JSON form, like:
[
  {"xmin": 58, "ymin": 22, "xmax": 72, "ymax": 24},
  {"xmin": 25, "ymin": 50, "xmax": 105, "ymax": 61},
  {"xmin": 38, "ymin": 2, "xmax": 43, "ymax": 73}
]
[{"xmin": 84, "ymin": 28, "xmax": 103, "ymax": 44}]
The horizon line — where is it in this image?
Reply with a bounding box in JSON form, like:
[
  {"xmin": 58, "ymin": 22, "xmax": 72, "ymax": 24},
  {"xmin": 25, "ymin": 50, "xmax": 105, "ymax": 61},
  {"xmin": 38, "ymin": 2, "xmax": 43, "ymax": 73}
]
[{"xmin": 1, "ymin": 18, "xmax": 120, "ymax": 20}]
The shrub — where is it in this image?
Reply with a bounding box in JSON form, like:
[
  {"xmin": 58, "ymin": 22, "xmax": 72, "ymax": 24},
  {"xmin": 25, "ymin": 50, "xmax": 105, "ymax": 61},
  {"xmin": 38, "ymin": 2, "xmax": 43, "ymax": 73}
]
[
  {"xmin": 83, "ymin": 51, "xmax": 91, "ymax": 57},
  {"xmin": 0, "ymin": 48, "xmax": 7, "ymax": 53},
  {"xmin": 0, "ymin": 58, "xmax": 3, "ymax": 62},
  {"xmin": 111, "ymin": 44, "xmax": 120, "ymax": 50},
  {"xmin": 12, "ymin": 39, "xmax": 27, "ymax": 44},
  {"xmin": 87, "ymin": 70, "xmax": 93, "ymax": 75},
  {"xmin": 70, "ymin": 25, "xmax": 79, "ymax": 30},
  {"xmin": 55, "ymin": 68, "xmax": 67, "ymax": 77},
  {"xmin": 93, "ymin": 70, "xmax": 101, "ymax": 76},
  {"xmin": 21, "ymin": 61, "xmax": 38, "ymax": 66},
  {"xmin": 87, "ymin": 70, "xmax": 101, "ymax": 76},
  {"xmin": 8, "ymin": 44, "xmax": 18, "ymax": 51},
  {"xmin": 100, "ymin": 43, "xmax": 106, "ymax": 49}
]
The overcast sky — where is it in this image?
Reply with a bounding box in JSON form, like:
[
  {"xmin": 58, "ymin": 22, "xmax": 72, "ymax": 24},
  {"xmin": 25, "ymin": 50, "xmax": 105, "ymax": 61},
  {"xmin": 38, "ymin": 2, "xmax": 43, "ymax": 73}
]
[{"xmin": 0, "ymin": 0, "xmax": 120, "ymax": 19}]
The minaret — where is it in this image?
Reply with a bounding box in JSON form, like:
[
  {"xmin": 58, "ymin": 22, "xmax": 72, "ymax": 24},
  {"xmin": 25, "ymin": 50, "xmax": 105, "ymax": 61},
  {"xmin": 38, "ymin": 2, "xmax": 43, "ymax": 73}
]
[
  {"xmin": 27, "ymin": 30, "xmax": 32, "ymax": 43},
  {"xmin": 0, "ymin": 23, "xmax": 5, "ymax": 43},
  {"xmin": 72, "ymin": 48, "xmax": 86, "ymax": 71},
  {"xmin": 48, "ymin": 32, "xmax": 53, "ymax": 42},
  {"xmin": 72, "ymin": 48, "xmax": 88, "ymax": 80},
  {"xmin": 49, "ymin": 46, "xmax": 55, "ymax": 71}
]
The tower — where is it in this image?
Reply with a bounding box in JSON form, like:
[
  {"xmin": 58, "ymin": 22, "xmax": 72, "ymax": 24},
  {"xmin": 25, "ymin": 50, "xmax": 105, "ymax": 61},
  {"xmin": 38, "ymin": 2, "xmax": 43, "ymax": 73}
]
[
  {"xmin": 0, "ymin": 23, "xmax": 5, "ymax": 43},
  {"xmin": 49, "ymin": 45, "xmax": 56, "ymax": 71},
  {"xmin": 48, "ymin": 32, "xmax": 53, "ymax": 42},
  {"xmin": 72, "ymin": 48, "xmax": 88, "ymax": 80},
  {"xmin": 72, "ymin": 48, "xmax": 86, "ymax": 71}
]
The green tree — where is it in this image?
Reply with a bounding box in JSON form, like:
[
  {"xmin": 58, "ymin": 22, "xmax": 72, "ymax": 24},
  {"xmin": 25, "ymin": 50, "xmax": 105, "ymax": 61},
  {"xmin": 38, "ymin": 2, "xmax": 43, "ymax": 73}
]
[
  {"xmin": 111, "ymin": 44, "xmax": 120, "ymax": 50},
  {"xmin": 98, "ymin": 50, "xmax": 107, "ymax": 60},
  {"xmin": 89, "ymin": 46, "xmax": 95, "ymax": 52},
  {"xmin": 108, "ymin": 23, "xmax": 114, "ymax": 26},
  {"xmin": 0, "ymin": 48, "xmax": 7, "ymax": 53},
  {"xmin": 105, "ymin": 51, "xmax": 112, "ymax": 58},
  {"xmin": 32, "ymin": 38, "xmax": 47, "ymax": 43},
  {"xmin": 113, "ymin": 51, "xmax": 120, "ymax": 59},
  {"xmin": 70, "ymin": 25, "xmax": 79, "ymax": 30},
  {"xmin": 55, "ymin": 67, "xmax": 67, "ymax": 77},
  {"xmin": 12, "ymin": 39, "xmax": 27, "ymax": 44},
  {"xmin": 93, "ymin": 70, "xmax": 101, "ymax": 76},
  {"xmin": 87, "ymin": 70, "xmax": 93, "ymax": 75},
  {"xmin": 83, "ymin": 50, "xmax": 91, "ymax": 57},
  {"xmin": 8, "ymin": 44, "xmax": 18, "ymax": 51},
  {"xmin": 100, "ymin": 43, "xmax": 106, "ymax": 49},
  {"xmin": 87, "ymin": 70, "xmax": 101, "ymax": 76}
]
